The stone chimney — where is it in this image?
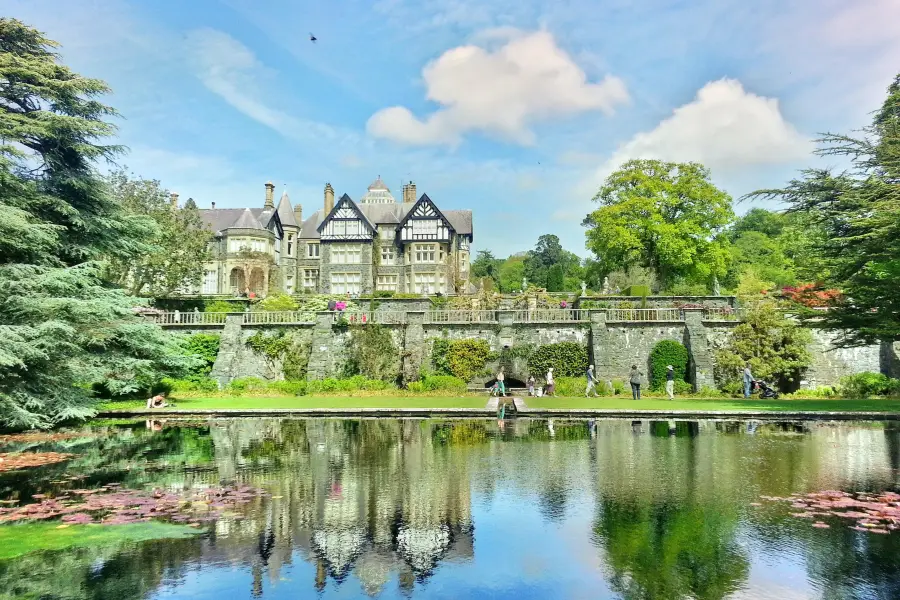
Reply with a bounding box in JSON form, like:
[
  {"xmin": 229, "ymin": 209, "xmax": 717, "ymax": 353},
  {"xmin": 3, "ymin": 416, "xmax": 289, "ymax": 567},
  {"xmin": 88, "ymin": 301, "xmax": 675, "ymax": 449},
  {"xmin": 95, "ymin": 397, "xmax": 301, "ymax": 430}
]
[
  {"xmin": 324, "ymin": 183, "xmax": 335, "ymax": 214},
  {"xmin": 264, "ymin": 181, "xmax": 275, "ymax": 209},
  {"xmin": 169, "ymin": 192, "xmax": 179, "ymax": 208},
  {"xmin": 294, "ymin": 203, "xmax": 303, "ymax": 224},
  {"xmin": 403, "ymin": 181, "xmax": 416, "ymax": 203}
]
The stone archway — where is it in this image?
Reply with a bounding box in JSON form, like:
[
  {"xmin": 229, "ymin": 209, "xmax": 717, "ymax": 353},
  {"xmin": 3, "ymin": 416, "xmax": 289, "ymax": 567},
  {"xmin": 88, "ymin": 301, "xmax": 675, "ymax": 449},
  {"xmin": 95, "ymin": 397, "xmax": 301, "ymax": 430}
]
[{"xmin": 229, "ymin": 267, "xmax": 246, "ymax": 294}]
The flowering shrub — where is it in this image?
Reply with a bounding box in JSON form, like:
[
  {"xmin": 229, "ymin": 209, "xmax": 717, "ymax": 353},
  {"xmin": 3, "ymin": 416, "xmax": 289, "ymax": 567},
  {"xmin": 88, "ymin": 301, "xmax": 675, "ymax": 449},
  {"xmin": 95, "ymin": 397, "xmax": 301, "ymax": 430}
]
[{"xmin": 782, "ymin": 284, "xmax": 841, "ymax": 308}]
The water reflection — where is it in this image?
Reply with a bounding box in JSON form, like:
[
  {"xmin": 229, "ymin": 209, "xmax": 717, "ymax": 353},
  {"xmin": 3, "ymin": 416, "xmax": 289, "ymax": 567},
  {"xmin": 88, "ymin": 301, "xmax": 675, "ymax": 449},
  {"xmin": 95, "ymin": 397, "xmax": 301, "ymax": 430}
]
[{"xmin": 0, "ymin": 419, "xmax": 899, "ymax": 599}]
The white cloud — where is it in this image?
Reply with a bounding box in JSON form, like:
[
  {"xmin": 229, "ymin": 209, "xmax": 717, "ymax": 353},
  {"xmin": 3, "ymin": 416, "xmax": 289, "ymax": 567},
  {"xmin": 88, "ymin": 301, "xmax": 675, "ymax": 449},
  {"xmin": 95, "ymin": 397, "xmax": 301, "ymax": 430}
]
[
  {"xmin": 185, "ymin": 28, "xmax": 360, "ymax": 146},
  {"xmin": 367, "ymin": 30, "xmax": 629, "ymax": 146},
  {"xmin": 556, "ymin": 79, "xmax": 811, "ymax": 220}
]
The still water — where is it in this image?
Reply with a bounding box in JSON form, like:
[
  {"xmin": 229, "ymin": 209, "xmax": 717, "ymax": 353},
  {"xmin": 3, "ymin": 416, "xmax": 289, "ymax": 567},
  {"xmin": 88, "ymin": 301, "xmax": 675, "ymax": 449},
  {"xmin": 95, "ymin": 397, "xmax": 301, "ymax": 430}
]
[{"xmin": 2, "ymin": 418, "xmax": 900, "ymax": 599}]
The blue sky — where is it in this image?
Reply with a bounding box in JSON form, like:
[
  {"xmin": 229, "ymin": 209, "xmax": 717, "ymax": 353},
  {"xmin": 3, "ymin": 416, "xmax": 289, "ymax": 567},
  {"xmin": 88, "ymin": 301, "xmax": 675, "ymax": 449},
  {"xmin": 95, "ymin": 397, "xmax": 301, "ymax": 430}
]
[{"xmin": 7, "ymin": 0, "xmax": 899, "ymax": 256}]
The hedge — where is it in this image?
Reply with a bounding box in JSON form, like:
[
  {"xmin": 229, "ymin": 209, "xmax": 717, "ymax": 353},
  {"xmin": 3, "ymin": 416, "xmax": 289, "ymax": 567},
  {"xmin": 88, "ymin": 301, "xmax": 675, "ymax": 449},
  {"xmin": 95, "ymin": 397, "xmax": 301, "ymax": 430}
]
[
  {"xmin": 648, "ymin": 340, "xmax": 689, "ymax": 391},
  {"xmin": 527, "ymin": 342, "xmax": 589, "ymax": 378}
]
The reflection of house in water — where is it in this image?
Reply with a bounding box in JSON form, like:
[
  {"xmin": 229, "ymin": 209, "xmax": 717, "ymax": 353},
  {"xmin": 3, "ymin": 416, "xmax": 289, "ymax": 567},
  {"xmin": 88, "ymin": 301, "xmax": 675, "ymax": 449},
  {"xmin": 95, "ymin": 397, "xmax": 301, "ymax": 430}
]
[{"xmin": 205, "ymin": 419, "xmax": 475, "ymax": 596}]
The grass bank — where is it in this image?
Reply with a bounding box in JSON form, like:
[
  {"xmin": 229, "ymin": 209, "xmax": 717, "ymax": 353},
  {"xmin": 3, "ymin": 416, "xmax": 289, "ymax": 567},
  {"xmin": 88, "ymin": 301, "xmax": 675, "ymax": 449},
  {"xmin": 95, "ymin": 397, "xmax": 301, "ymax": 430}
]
[{"xmin": 99, "ymin": 395, "xmax": 900, "ymax": 413}]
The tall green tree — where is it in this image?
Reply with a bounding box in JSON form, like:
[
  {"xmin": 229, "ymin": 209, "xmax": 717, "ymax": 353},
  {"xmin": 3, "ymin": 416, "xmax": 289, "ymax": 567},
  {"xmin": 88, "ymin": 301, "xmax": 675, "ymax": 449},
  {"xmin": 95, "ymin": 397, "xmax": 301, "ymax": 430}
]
[
  {"xmin": 584, "ymin": 159, "xmax": 734, "ymax": 290},
  {"xmin": 0, "ymin": 19, "xmax": 193, "ymax": 428},
  {"xmin": 104, "ymin": 169, "xmax": 211, "ymax": 296},
  {"xmin": 523, "ymin": 234, "xmax": 579, "ymax": 288},
  {"xmin": 747, "ymin": 74, "xmax": 900, "ymax": 346},
  {"xmin": 470, "ymin": 249, "xmax": 502, "ymax": 289},
  {"xmin": 497, "ymin": 254, "xmax": 526, "ymax": 292}
]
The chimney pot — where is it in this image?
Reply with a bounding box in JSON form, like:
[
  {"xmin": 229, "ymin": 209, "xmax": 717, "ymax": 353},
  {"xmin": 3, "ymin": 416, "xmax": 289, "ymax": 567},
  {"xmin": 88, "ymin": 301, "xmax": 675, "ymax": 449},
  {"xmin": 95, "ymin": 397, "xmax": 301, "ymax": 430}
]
[
  {"xmin": 211, "ymin": 201, "xmax": 216, "ymax": 209},
  {"xmin": 170, "ymin": 192, "xmax": 179, "ymax": 207}
]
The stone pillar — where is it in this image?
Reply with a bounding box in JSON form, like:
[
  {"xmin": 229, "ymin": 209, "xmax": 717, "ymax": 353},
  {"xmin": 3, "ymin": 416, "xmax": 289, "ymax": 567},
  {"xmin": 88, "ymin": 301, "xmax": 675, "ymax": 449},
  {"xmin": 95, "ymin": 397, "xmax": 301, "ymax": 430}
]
[
  {"xmin": 498, "ymin": 310, "xmax": 515, "ymax": 349},
  {"xmin": 307, "ymin": 312, "xmax": 335, "ymax": 380},
  {"xmin": 589, "ymin": 310, "xmax": 613, "ymax": 380},
  {"xmin": 683, "ymin": 307, "xmax": 714, "ymax": 391},
  {"xmin": 403, "ymin": 311, "xmax": 425, "ymax": 382},
  {"xmin": 882, "ymin": 341, "xmax": 900, "ymax": 379},
  {"xmin": 210, "ymin": 314, "xmax": 244, "ymax": 388}
]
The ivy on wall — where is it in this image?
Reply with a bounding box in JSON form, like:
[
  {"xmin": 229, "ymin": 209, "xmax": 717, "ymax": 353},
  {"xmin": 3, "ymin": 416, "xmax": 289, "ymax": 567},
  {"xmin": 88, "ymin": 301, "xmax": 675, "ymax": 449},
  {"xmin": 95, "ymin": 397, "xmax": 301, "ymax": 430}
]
[
  {"xmin": 344, "ymin": 324, "xmax": 400, "ymax": 382},
  {"xmin": 245, "ymin": 330, "xmax": 311, "ymax": 380},
  {"xmin": 430, "ymin": 338, "xmax": 495, "ymax": 382},
  {"xmin": 527, "ymin": 342, "xmax": 588, "ymax": 378}
]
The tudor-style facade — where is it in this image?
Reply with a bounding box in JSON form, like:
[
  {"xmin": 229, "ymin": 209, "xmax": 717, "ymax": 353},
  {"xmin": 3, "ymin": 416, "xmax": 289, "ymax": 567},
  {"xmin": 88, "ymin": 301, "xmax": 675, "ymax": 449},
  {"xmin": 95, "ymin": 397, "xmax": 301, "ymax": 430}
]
[{"xmin": 188, "ymin": 177, "xmax": 472, "ymax": 296}]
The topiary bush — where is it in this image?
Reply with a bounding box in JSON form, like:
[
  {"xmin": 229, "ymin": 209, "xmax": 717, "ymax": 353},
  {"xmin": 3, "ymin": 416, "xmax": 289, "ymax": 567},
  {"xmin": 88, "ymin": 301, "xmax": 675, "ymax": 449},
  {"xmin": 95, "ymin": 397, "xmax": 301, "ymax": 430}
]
[
  {"xmin": 648, "ymin": 340, "xmax": 689, "ymax": 390},
  {"xmin": 527, "ymin": 342, "xmax": 588, "ymax": 378}
]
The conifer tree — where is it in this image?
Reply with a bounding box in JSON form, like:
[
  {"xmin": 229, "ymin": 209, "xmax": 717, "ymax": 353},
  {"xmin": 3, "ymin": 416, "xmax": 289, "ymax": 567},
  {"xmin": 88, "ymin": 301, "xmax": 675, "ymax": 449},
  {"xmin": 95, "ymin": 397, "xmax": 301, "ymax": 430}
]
[{"xmin": 0, "ymin": 18, "xmax": 193, "ymax": 428}]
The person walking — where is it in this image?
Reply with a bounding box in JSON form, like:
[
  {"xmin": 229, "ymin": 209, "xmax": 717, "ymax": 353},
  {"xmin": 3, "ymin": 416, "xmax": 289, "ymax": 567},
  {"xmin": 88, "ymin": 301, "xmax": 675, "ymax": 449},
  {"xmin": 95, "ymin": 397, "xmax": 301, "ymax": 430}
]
[
  {"xmin": 743, "ymin": 363, "xmax": 754, "ymax": 398},
  {"xmin": 527, "ymin": 375, "xmax": 535, "ymax": 397},
  {"xmin": 545, "ymin": 368, "xmax": 555, "ymax": 396},
  {"xmin": 665, "ymin": 365, "xmax": 676, "ymax": 400},
  {"xmin": 586, "ymin": 364, "xmax": 599, "ymax": 397},
  {"xmin": 629, "ymin": 365, "xmax": 643, "ymax": 400},
  {"xmin": 496, "ymin": 367, "xmax": 506, "ymax": 397}
]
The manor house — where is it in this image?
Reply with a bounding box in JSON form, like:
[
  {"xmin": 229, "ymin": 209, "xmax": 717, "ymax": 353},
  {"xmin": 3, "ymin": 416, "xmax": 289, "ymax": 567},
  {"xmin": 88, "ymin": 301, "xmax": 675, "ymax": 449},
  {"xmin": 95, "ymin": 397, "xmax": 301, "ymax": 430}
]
[{"xmin": 193, "ymin": 177, "xmax": 473, "ymax": 296}]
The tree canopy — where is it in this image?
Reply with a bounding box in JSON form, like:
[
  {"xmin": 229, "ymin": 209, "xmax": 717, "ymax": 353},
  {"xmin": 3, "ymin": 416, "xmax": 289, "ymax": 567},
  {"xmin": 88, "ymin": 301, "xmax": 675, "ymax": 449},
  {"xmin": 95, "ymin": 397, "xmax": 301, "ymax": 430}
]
[
  {"xmin": 584, "ymin": 159, "xmax": 735, "ymax": 291},
  {"xmin": 104, "ymin": 169, "xmax": 211, "ymax": 296},
  {"xmin": 746, "ymin": 73, "xmax": 900, "ymax": 345},
  {"xmin": 0, "ymin": 18, "xmax": 193, "ymax": 428}
]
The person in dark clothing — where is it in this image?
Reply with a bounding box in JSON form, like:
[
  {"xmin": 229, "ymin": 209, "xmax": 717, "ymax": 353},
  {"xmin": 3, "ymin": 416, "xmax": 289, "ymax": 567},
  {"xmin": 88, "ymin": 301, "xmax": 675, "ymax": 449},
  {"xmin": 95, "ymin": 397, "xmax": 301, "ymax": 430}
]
[
  {"xmin": 629, "ymin": 365, "xmax": 643, "ymax": 400},
  {"xmin": 665, "ymin": 365, "xmax": 675, "ymax": 399}
]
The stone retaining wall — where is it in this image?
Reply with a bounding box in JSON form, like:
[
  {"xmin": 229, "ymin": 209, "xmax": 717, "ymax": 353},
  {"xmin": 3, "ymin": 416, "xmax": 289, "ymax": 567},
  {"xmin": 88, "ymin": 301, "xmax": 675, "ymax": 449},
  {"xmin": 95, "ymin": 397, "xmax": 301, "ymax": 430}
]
[{"xmin": 202, "ymin": 309, "xmax": 890, "ymax": 390}]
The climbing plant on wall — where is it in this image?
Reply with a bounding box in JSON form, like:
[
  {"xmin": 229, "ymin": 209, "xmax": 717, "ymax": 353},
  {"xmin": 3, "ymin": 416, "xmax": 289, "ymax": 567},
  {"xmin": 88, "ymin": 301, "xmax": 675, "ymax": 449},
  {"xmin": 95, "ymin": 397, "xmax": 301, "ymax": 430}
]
[
  {"xmin": 183, "ymin": 333, "xmax": 220, "ymax": 379},
  {"xmin": 245, "ymin": 330, "xmax": 311, "ymax": 380},
  {"xmin": 527, "ymin": 342, "xmax": 589, "ymax": 378},
  {"xmin": 431, "ymin": 338, "xmax": 494, "ymax": 382},
  {"xmin": 344, "ymin": 324, "xmax": 400, "ymax": 382},
  {"xmin": 648, "ymin": 340, "xmax": 689, "ymax": 390}
]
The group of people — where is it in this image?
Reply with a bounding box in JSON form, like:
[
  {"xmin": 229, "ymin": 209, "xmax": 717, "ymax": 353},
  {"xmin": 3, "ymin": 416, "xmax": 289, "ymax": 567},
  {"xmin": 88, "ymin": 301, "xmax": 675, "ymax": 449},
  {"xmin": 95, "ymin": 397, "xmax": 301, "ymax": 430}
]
[{"xmin": 490, "ymin": 367, "xmax": 556, "ymax": 397}]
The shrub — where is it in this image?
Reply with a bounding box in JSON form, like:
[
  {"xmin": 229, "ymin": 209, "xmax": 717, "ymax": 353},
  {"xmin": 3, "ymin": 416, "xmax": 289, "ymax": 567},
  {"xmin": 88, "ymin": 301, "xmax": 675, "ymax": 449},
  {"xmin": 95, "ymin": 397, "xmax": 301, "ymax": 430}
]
[
  {"xmin": 205, "ymin": 300, "xmax": 243, "ymax": 313},
  {"xmin": 431, "ymin": 339, "xmax": 452, "ymax": 375},
  {"xmin": 674, "ymin": 380, "xmax": 693, "ymax": 395},
  {"xmin": 269, "ymin": 380, "xmax": 307, "ymax": 396},
  {"xmin": 256, "ymin": 294, "xmax": 299, "ymax": 312},
  {"xmin": 407, "ymin": 381, "xmax": 426, "ymax": 393},
  {"xmin": 226, "ymin": 377, "xmax": 268, "ymax": 394},
  {"xmin": 446, "ymin": 339, "xmax": 493, "ymax": 382},
  {"xmin": 420, "ymin": 375, "xmax": 467, "ymax": 393},
  {"xmin": 344, "ymin": 324, "xmax": 400, "ymax": 381},
  {"xmin": 839, "ymin": 372, "xmax": 895, "ymax": 398},
  {"xmin": 648, "ymin": 340, "xmax": 689, "ymax": 391},
  {"xmin": 183, "ymin": 333, "xmax": 220, "ymax": 377},
  {"xmin": 527, "ymin": 342, "xmax": 589, "ymax": 378},
  {"xmin": 164, "ymin": 377, "xmax": 218, "ymax": 393}
]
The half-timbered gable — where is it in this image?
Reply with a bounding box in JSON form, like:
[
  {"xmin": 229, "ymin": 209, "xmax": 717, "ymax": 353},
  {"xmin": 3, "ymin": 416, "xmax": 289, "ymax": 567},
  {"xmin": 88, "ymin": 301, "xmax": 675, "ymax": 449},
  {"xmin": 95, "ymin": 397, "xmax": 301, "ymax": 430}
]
[
  {"xmin": 398, "ymin": 194, "xmax": 454, "ymax": 243},
  {"xmin": 317, "ymin": 194, "xmax": 375, "ymax": 241}
]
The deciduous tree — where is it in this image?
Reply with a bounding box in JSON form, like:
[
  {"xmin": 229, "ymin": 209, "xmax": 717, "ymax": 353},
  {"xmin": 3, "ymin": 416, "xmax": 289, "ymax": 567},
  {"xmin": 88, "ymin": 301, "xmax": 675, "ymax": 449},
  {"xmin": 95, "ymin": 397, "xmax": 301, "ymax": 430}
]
[
  {"xmin": 584, "ymin": 159, "xmax": 734, "ymax": 290},
  {"xmin": 104, "ymin": 169, "xmax": 211, "ymax": 296}
]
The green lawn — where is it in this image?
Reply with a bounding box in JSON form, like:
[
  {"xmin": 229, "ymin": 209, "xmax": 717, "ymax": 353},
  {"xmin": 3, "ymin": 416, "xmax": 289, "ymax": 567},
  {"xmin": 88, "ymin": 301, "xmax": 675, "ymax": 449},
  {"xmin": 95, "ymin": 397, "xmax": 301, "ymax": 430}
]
[{"xmin": 98, "ymin": 395, "xmax": 900, "ymax": 413}]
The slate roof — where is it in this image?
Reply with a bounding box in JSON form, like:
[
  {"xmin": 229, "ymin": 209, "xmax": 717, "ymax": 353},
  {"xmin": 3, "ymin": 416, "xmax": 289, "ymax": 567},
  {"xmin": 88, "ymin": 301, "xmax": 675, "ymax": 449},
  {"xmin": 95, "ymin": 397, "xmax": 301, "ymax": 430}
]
[
  {"xmin": 276, "ymin": 191, "xmax": 298, "ymax": 227},
  {"xmin": 199, "ymin": 208, "xmax": 270, "ymax": 233},
  {"xmin": 367, "ymin": 176, "xmax": 390, "ymax": 191}
]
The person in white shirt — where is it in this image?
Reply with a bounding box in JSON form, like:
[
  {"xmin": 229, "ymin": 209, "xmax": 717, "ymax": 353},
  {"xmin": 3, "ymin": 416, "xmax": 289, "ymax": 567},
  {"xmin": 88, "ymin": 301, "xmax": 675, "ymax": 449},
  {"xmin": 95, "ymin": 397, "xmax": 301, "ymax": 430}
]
[{"xmin": 545, "ymin": 368, "xmax": 555, "ymax": 396}]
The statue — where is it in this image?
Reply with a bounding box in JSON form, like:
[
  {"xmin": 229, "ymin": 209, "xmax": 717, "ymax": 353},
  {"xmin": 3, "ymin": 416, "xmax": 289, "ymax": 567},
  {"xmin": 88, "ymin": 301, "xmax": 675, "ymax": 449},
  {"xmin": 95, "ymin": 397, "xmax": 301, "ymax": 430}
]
[
  {"xmin": 712, "ymin": 276, "xmax": 721, "ymax": 296},
  {"xmin": 580, "ymin": 281, "xmax": 587, "ymax": 296},
  {"xmin": 602, "ymin": 276, "xmax": 610, "ymax": 295}
]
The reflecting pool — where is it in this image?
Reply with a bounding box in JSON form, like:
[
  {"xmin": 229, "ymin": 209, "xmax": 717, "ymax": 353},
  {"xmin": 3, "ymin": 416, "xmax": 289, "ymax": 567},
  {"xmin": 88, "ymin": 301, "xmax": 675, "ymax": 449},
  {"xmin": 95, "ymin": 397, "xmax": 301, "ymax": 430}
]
[{"xmin": 1, "ymin": 418, "xmax": 900, "ymax": 599}]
